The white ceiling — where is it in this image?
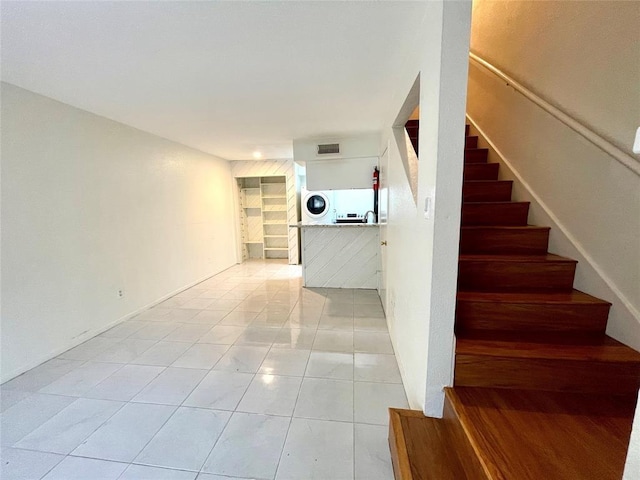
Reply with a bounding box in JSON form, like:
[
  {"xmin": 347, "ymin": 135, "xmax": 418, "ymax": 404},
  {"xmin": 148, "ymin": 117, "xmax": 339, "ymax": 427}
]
[{"xmin": 1, "ymin": 1, "xmax": 426, "ymax": 160}]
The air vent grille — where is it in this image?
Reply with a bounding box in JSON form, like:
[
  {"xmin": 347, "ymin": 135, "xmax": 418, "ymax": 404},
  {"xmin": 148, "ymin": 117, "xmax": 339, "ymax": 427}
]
[{"xmin": 317, "ymin": 143, "xmax": 340, "ymax": 155}]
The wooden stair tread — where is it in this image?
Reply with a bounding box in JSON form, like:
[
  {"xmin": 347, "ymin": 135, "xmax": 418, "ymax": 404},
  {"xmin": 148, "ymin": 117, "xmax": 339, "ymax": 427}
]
[
  {"xmin": 389, "ymin": 408, "xmax": 484, "ymax": 480},
  {"xmin": 456, "ymin": 289, "xmax": 610, "ymax": 305},
  {"xmin": 447, "ymin": 387, "xmax": 636, "ymax": 480},
  {"xmin": 456, "ymin": 333, "xmax": 640, "ymax": 362},
  {"xmin": 459, "ymin": 253, "xmax": 576, "ymax": 263}
]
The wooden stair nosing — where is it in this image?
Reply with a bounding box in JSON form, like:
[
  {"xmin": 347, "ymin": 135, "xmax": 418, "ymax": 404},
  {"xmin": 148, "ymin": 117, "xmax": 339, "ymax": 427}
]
[
  {"xmin": 455, "ymin": 334, "xmax": 640, "ymax": 362},
  {"xmin": 456, "ymin": 289, "xmax": 611, "ymax": 305}
]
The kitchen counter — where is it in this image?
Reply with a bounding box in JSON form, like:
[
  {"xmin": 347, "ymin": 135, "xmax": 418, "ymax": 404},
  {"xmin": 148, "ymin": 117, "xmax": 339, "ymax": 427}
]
[
  {"xmin": 292, "ymin": 223, "xmax": 380, "ymax": 288},
  {"xmin": 289, "ymin": 222, "xmax": 379, "ymax": 228}
]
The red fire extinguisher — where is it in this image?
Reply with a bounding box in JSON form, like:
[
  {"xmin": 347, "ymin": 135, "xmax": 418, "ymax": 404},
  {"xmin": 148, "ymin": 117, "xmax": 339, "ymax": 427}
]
[{"xmin": 373, "ymin": 167, "xmax": 379, "ymax": 218}]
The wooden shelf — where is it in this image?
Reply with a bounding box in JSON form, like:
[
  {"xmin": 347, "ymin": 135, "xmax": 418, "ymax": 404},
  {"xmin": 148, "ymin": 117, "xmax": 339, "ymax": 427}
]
[
  {"xmin": 263, "ymin": 235, "xmax": 287, "ymax": 238},
  {"xmin": 262, "ymin": 207, "xmax": 287, "ymax": 212},
  {"xmin": 264, "ymin": 247, "xmax": 288, "ymax": 251}
]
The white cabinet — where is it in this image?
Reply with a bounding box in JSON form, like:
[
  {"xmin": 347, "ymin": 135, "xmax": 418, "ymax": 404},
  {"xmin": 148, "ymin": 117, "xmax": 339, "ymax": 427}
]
[{"xmin": 238, "ymin": 176, "xmax": 289, "ymax": 260}]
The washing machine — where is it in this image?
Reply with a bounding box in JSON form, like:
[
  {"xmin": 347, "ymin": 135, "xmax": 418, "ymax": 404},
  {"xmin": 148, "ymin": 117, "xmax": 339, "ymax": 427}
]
[{"xmin": 301, "ymin": 188, "xmax": 335, "ymax": 224}]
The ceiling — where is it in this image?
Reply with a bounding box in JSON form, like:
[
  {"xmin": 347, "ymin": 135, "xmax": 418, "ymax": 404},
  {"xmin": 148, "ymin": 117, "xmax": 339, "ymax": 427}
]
[{"xmin": 1, "ymin": 1, "xmax": 427, "ymax": 160}]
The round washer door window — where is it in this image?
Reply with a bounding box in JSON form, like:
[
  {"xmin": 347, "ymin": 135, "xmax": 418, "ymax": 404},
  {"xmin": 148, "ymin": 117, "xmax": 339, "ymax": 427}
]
[{"xmin": 306, "ymin": 194, "xmax": 327, "ymax": 216}]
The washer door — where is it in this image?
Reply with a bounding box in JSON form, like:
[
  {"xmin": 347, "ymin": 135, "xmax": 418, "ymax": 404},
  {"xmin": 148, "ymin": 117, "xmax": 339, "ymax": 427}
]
[{"xmin": 305, "ymin": 192, "xmax": 329, "ymax": 218}]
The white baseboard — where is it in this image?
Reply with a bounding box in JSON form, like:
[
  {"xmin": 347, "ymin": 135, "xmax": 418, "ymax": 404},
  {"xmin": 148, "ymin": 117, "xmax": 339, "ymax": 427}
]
[{"xmin": 1, "ymin": 263, "xmax": 236, "ymax": 384}]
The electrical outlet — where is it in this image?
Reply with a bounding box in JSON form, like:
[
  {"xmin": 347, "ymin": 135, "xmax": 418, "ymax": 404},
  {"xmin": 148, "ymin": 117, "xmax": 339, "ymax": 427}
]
[{"xmin": 117, "ymin": 289, "xmax": 124, "ymax": 298}]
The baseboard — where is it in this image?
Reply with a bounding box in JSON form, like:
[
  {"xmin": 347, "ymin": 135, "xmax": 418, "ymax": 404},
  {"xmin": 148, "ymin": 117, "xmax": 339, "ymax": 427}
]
[
  {"xmin": 466, "ymin": 114, "xmax": 640, "ymax": 330},
  {"xmin": 1, "ymin": 263, "xmax": 237, "ymax": 384}
]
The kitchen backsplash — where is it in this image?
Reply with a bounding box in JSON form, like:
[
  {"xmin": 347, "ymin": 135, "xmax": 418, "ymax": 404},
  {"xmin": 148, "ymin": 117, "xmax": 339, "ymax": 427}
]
[{"xmin": 333, "ymin": 188, "xmax": 374, "ymax": 215}]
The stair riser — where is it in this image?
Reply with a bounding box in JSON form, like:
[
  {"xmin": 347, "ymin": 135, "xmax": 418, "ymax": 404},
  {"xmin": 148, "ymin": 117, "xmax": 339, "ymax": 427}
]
[
  {"xmin": 461, "ymin": 203, "xmax": 530, "ymax": 226},
  {"xmin": 459, "ymin": 228, "xmax": 550, "ymax": 254},
  {"xmin": 465, "ymin": 124, "xmax": 470, "ymax": 136},
  {"xmin": 455, "ymin": 356, "xmax": 640, "ymax": 394},
  {"xmin": 456, "ymin": 301, "xmax": 610, "ymax": 334},
  {"xmin": 463, "ymin": 182, "xmax": 513, "ymax": 202},
  {"xmin": 442, "ymin": 398, "xmax": 489, "ymax": 478},
  {"xmin": 465, "ymin": 136, "xmax": 479, "ymax": 149},
  {"xmin": 458, "ymin": 261, "xmax": 576, "ymax": 292},
  {"xmin": 463, "ymin": 163, "xmax": 499, "ymax": 181},
  {"xmin": 465, "ymin": 149, "xmax": 489, "ymax": 164}
]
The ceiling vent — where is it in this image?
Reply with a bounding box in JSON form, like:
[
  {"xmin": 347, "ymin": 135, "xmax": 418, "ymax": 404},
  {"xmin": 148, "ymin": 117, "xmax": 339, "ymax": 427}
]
[{"xmin": 317, "ymin": 143, "xmax": 340, "ymax": 156}]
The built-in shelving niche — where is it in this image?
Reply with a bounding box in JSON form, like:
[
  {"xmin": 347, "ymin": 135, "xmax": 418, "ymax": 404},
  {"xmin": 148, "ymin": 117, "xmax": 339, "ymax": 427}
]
[{"xmin": 237, "ymin": 175, "xmax": 288, "ymax": 260}]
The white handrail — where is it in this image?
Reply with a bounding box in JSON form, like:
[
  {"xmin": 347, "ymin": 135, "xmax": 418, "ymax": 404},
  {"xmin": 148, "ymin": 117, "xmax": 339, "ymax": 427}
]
[{"xmin": 469, "ymin": 52, "xmax": 640, "ymax": 176}]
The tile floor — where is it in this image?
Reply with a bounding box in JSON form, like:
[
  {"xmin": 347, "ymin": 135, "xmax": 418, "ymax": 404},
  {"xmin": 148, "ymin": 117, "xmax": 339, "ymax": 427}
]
[{"xmin": 1, "ymin": 260, "xmax": 408, "ymax": 480}]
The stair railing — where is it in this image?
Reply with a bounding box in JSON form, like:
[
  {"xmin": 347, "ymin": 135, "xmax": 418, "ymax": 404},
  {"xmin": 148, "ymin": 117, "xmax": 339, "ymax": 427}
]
[{"xmin": 469, "ymin": 52, "xmax": 640, "ymax": 176}]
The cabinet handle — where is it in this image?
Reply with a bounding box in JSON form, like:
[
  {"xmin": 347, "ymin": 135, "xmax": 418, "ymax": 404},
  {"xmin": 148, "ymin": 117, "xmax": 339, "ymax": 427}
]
[{"xmin": 381, "ymin": 241, "xmax": 387, "ymax": 246}]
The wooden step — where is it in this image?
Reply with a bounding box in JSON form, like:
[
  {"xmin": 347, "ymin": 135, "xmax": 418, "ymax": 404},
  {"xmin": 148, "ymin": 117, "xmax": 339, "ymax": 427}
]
[
  {"xmin": 464, "ymin": 148, "xmax": 489, "ymax": 164},
  {"xmin": 465, "ymin": 136, "xmax": 478, "ymax": 149},
  {"xmin": 455, "ymin": 290, "xmax": 611, "ymax": 334},
  {"xmin": 465, "ymin": 124, "xmax": 470, "ymax": 136},
  {"xmin": 463, "ymin": 181, "xmax": 513, "ymax": 202},
  {"xmin": 459, "ymin": 226, "xmax": 550, "ymax": 254},
  {"xmin": 457, "ymin": 254, "xmax": 577, "ymax": 292},
  {"xmin": 389, "ymin": 388, "xmax": 637, "ymax": 480},
  {"xmin": 445, "ymin": 387, "xmax": 637, "ymax": 480},
  {"xmin": 461, "ymin": 202, "xmax": 530, "ymax": 226},
  {"xmin": 388, "ymin": 408, "xmax": 487, "ymax": 479},
  {"xmin": 463, "ymin": 163, "xmax": 499, "ymax": 181},
  {"xmin": 455, "ymin": 333, "xmax": 640, "ymax": 393}
]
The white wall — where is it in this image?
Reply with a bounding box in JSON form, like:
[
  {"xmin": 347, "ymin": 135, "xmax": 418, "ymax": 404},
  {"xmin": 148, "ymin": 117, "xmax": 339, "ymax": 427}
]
[
  {"xmin": 295, "ymin": 133, "xmax": 381, "ymax": 191},
  {"xmin": 382, "ymin": 0, "xmax": 472, "ymax": 415},
  {"xmin": 467, "ymin": 0, "xmax": 640, "ymax": 351},
  {"xmin": 1, "ymin": 83, "xmax": 238, "ymax": 382}
]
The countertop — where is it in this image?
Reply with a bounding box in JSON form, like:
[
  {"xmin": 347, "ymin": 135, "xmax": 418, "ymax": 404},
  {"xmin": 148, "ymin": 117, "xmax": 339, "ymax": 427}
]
[{"xmin": 289, "ymin": 222, "xmax": 379, "ymax": 228}]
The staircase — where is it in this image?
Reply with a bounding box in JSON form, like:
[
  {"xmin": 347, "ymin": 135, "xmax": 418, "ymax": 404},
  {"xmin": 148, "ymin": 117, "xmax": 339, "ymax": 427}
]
[{"xmin": 389, "ymin": 123, "xmax": 640, "ymax": 479}]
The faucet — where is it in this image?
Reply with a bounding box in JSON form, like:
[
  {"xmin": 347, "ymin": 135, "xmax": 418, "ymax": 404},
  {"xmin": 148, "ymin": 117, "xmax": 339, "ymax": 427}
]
[{"xmin": 363, "ymin": 210, "xmax": 376, "ymax": 224}]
